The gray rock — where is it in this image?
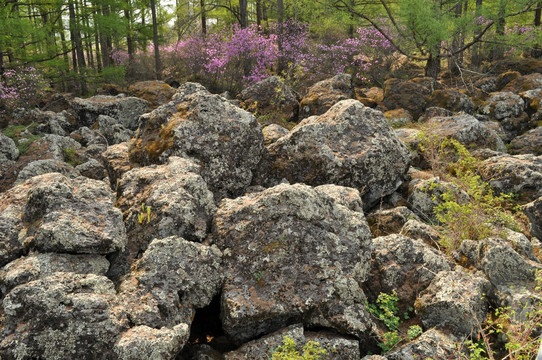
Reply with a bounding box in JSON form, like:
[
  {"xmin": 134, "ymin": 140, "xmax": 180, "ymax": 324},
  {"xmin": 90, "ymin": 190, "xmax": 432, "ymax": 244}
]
[
  {"xmin": 0, "ymin": 132, "xmax": 19, "ymax": 162},
  {"xmin": 524, "ymin": 196, "xmax": 542, "ymax": 241},
  {"xmin": 400, "ymin": 219, "xmax": 441, "ymax": 247},
  {"xmin": 383, "ymin": 77, "xmax": 442, "ymax": 119},
  {"xmin": 365, "ymin": 234, "xmax": 454, "ymax": 307},
  {"xmin": 424, "ymin": 114, "xmax": 505, "ymax": 152},
  {"xmin": 118, "ymin": 236, "xmax": 223, "ymax": 328},
  {"xmin": 266, "ymin": 99, "xmax": 411, "ymax": 210},
  {"xmin": 35, "ymin": 110, "xmax": 76, "ymax": 136},
  {"xmin": 95, "ymin": 115, "xmax": 135, "ymax": 145},
  {"xmin": 474, "ymin": 76, "xmax": 497, "ymax": 93},
  {"xmin": 111, "ymin": 157, "xmax": 216, "ymax": 280},
  {"xmin": 16, "ymin": 159, "xmax": 80, "ymax": 183},
  {"xmin": 415, "ymin": 269, "xmax": 490, "ymax": 336},
  {"xmin": 366, "ymin": 207, "xmax": 421, "ymax": 237},
  {"xmin": 114, "ymin": 324, "xmax": 190, "ymax": 360},
  {"xmin": 481, "ymin": 92, "xmax": 525, "ymax": 120},
  {"xmin": 70, "ymin": 126, "xmax": 108, "ymax": 147},
  {"xmin": 457, "ymin": 238, "xmax": 540, "ymax": 286},
  {"xmin": 71, "ymin": 95, "xmax": 149, "ymax": 130},
  {"xmin": 129, "ymin": 84, "xmax": 263, "ymax": 201},
  {"xmin": 18, "ymin": 173, "xmax": 126, "ymax": 254},
  {"xmin": 386, "ymin": 328, "xmax": 459, "ymax": 360},
  {"xmin": 1, "ymin": 273, "xmax": 128, "ymax": 359},
  {"xmin": 262, "ymin": 123, "xmax": 289, "ymax": 145},
  {"xmin": 224, "ymin": 324, "xmax": 360, "ymax": 360},
  {"xmin": 34, "ymin": 134, "xmax": 82, "ymax": 161},
  {"xmin": 75, "ymin": 159, "xmax": 108, "ymax": 180},
  {"xmin": 213, "ymin": 183, "xmax": 376, "ymax": 344},
  {"xmin": 0, "ymin": 253, "xmax": 109, "ymax": 295},
  {"xmin": 428, "ymin": 89, "xmax": 474, "ymax": 114},
  {"xmin": 508, "ymin": 126, "xmax": 542, "ymax": 155},
  {"xmin": 480, "ymin": 154, "xmax": 542, "ymax": 202},
  {"xmin": 299, "ymin": 73, "xmax": 353, "ymax": 120},
  {"xmin": 314, "ymin": 184, "xmax": 364, "ymax": 212},
  {"xmin": 102, "ymin": 142, "xmax": 133, "ymax": 189},
  {"xmin": 407, "ymin": 178, "xmax": 469, "ymax": 224},
  {"xmin": 240, "ymin": 76, "xmax": 300, "ymax": 124}
]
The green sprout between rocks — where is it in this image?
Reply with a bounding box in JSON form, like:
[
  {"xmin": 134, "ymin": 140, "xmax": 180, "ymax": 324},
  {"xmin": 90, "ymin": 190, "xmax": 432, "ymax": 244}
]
[
  {"xmin": 137, "ymin": 203, "xmax": 151, "ymax": 224},
  {"xmin": 270, "ymin": 335, "xmax": 327, "ymax": 360}
]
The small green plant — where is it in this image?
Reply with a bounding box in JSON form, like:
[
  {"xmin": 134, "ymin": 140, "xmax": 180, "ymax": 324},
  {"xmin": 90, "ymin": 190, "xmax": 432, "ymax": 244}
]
[
  {"xmin": 2, "ymin": 123, "xmax": 42, "ymax": 155},
  {"xmin": 367, "ymin": 290, "xmax": 400, "ymax": 330},
  {"xmin": 378, "ymin": 331, "xmax": 401, "ymax": 353},
  {"xmin": 253, "ymin": 270, "xmax": 265, "ymax": 281},
  {"xmin": 137, "ymin": 203, "xmax": 151, "ymax": 224},
  {"xmin": 270, "ymin": 335, "xmax": 327, "ymax": 360},
  {"xmin": 407, "ymin": 325, "xmax": 423, "ymax": 341},
  {"xmin": 63, "ymin": 146, "xmax": 83, "ymax": 167}
]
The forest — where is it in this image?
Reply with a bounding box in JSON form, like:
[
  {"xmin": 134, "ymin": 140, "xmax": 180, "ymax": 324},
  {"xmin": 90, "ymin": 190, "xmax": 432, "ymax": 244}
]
[{"xmin": 0, "ymin": 0, "xmax": 542, "ymax": 113}]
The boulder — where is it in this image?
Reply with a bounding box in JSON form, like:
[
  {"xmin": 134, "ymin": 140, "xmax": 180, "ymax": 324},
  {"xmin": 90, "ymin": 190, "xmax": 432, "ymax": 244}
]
[
  {"xmin": 366, "ymin": 206, "xmax": 421, "ymax": 237},
  {"xmin": 224, "ymin": 324, "xmax": 360, "ymax": 360},
  {"xmin": 114, "ymin": 324, "xmax": 190, "ymax": 360},
  {"xmin": 502, "ymin": 73, "xmax": 542, "ymax": 93},
  {"xmin": 299, "ymin": 74, "xmax": 353, "ymax": 120},
  {"xmin": 457, "ymin": 238, "xmax": 539, "ymax": 287},
  {"xmin": 213, "ymin": 183, "xmax": 376, "ymax": 344},
  {"xmin": 474, "ymin": 76, "xmax": 497, "ymax": 93},
  {"xmin": 127, "ymin": 80, "xmax": 176, "ymax": 108},
  {"xmin": 0, "ymin": 253, "xmax": 109, "ymax": 295},
  {"xmin": 262, "ymin": 123, "xmax": 289, "ymax": 145},
  {"xmin": 383, "ymin": 77, "xmax": 442, "ymax": 119},
  {"xmin": 71, "ymin": 95, "xmax": 149, "ymax": 130},
  {"xmin": 423, "ymin": 114, "xmax": 505, "ymax": 152},
  {"xmin": 75, "ymin": 158, "xmax": 108, "ymax": 180},
  {"xmin": 415, "ymin": 269, "xmax": 490, "ymax": 336},
  {"xmin": 520, "ymin": 88, "xmax": 542, "ymax": 113},
  {"xmin": 400, "ymin": 219, "xmax": 441, "ymax": 246},
  {"xmin": 70, "ymin": 126, "xmax": 108, "ymax": 147},
  {"xmin": 314, "ymin": 184, "xmax": 364, "ymax": 212},
  {"xmin": 365, "ymin": 234, "xmax": 454, "ymax": 308},
  {"xmin": 240, "ymin": 76, "xmax": 300, "ymax": 125},
  {"xmin": 111, "ymin": 157, "xmax": 216, "ymax": 280},
  {"xmin": 496, "ymin": 70, "xmax": 521, "ymax": 90},
  {"xmin": 0, "ymin": 172, "xmax": 126, "ymax": 256},
  {"xmin": 489, "ymin": 59, "xmax": 542, "ymax": 76},
  {"xmin": 355, "ymin": 87, "xmax": 384, "ymax": 103},
  {"xmin": 15, "ymin": 159, "xmax": 80, "ymax": 183},
  {"xmin": 384, "ymin": 108, "xmax": 413, "ymax": 128},
  {"xmin": 34, "ymin": 110, "xmax": 77, "ymax": 136},
  {"xmin": 265, "ymin": 99, "xmax": 411, "ymax": 210},
  {"xmin": 1, "ymin": 273, "xmax": 128, "ymax": 359},
  {"xmin": 102, "ymin": 142, "xmax": 134, "ymax": 189},
  {"xmin": 417, "ymin": 106, "xmax": 453, "ymax": 123},
  {"xmin": 479, "ymin": 154, "xmax": 542, "ymax": 202},
  {"xmin": 508, "ymin": 126, "xmax": 542, "ymax": 155},
  {"xmin": 0, "ymin": 132, "xmax": 20, "ymax": 162},
  {"xmin": 427, "ymin": 89, "xmax": 474, "ymax": 114},
  {"xmin": 524, "ymin": 196, "xmax": 542, "ymax": 240},
  {"xmin": 94, "ymin": 114, "xmax": 135, "ymax": 145},
  {"xmin": 386, "ymin": 328, "xmax": 459, "ymax": 360},
  {"xmin": 480, "ymin": 91, "xmax": 533, "ymax": 140},
  {"xmin": 129, "ymin": 83, "xmax": 263, "ymax": 201},
  {"xmin": 118, "ymin": 236, "xmax": 223, "ymax": 328}
]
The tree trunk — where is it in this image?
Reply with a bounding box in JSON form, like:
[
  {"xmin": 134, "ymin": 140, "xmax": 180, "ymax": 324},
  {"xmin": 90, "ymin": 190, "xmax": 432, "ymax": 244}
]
[
  {"xmin": 471, "ymin": 0, "xmax": 483, "ymax": 69},
  {"xmin": 277, "ymin": 0, "xmax": 284, "ymax": 73},
  {"xmin": 533, "ymin": 2, "xmax": 542, "ymax": 57},
  {"xmin": 150, "ymin": 0, "xmax": 161, "ymax": 80},
  {"xmin": 256, "ymin": 0, "xmax": 261, "ymax": 27},
  {"xmin": 69, "ymin": 0, "xmax": 87, "ymax": 93},
  {"xmin": 425, "ymin": 52, "xmax": 441, "ymax": 79},
  {"xmin": 492, "ymin": 0, "xmax": 506, "ymax": 61},
  {"xmin": 239, "ymin": 0, "xmax": 248, "ymax": 28},
  {"xmin": 200, "ymin": 0, "xmax": 206, "ymax": 35},
  {"xmin": 125, "ymin": 0, "xmax": 134, "ymax": 61}
]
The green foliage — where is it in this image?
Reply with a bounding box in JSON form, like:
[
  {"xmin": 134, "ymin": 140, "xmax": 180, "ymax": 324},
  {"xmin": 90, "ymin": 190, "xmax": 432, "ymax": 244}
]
[
  {"xmin": 270, "ymin": 335, "xmax": 327, "ymax": 360},
  {"xmin": 407, "ymin": 325, "xmax": 423, "ymax": 341},
  {"xmin": 63, "ymin": 147, "xmax": 82, "ymax": 167},
  {"xmin": 378, "ymin": 331, "xmax": 401, "ymax": 353},
  {"xmin": 2, "ymin": 123, "xmax": 41, "ymax": 155},
  {"xmin": 367, "ymin": 290, "xmax": 400, "ymax": 331},
  {"xmin": 137, "ymin": 203, "xmax": 151, "ymax": 224}
]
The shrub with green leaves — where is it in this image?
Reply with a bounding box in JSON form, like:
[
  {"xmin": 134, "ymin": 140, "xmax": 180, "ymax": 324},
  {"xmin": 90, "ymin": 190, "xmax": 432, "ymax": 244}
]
[{"xmin": 270, "ymin": 336, "xmax": 327, "ymax": 360}]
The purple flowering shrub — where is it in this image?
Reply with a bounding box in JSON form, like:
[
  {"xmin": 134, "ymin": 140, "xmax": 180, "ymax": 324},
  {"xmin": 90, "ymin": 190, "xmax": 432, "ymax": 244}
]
[{"xmin": 0, "ymin": 65, "xmax": 49, "ymax": 116}]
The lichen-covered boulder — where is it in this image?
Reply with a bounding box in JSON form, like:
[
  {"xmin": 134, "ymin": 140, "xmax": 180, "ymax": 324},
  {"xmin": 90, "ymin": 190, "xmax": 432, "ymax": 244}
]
[
  {"xmin": 129, "ymin": 84, "xmax": 263, "ymax": 201},
  {"xmin": 71, "ymin": 95, "xmax": 149, "ymax": 130},
  {"xmin": 365, "ymin": 234, "xmax": 454, "ymax": 308},
  {"xmin": 240, "ymin": 76, "xmax": 300, "ymax": 125},
  {"xmin": 480, "ymin": 91, "xmax": 533, "ymax": 140},
  {"xmin": 386, "ymin": 328, "xmax": 459, "ymax": 360},
  {"xmin": 479, "ymin": 154, "xmax": 542, "ymax": 202},
  {"xmin": 0, "ymin": 173, "xmax": 126, "ymax": 256},
  {"xmin": 383, "ymin": 77, "xmax": 442, "ymax": 119},
  {"xmin": 34, "ymin": 110, "xmax": 77, "ymax": 136},
  {"xmin": 384, "ymin": 108, "xmax": 413, "ymax": 128},
  {"xmin": 502, "ymin": 73, "xmax": 542, "ymax": 93},
  {"xmin": 75, "ymin": 158, "xmax": 108, "ymax": 180},
  {"xmin": 366, "ymin": 207, "xmax": 420, "ymax": 238},
  {"xmin": 424, "ymin": 114, "xmax": 506, "ymax": 152},
  {"xmin": 213, "ymin": 183, "xmax": 375, "ymax": 344},
  {"xmin": 0, "ymin": 273, "xmax": 128, "ymax": 359},
  {"xmin": 520, "ymin": 88, "xmax": 542, "ymax": 113},
  {"xmin": 474, "ymin": 76, "xmax": 497, "ymax": 93},
  {"xmin": 262, "ymin": 123, "xmax": 289, "ymax": 145},
  {"xmin": 102, "ymin": 142, "xmax": 133, "ymax": 188},
  {"xmin": 224, "ymin": 324, "xmax": 360, "ymax": 360},
  {"xmin": 0, "ymin": 132, "xmax": 19, "ymax": 162},
  {"xmin": 15, "ymin": 159, "xmax": 80, "ymax": 183},
  {"xmin": 110, "ymin": 157, "xmax": 216, "ymax": 280},
  {"xmin": 0, "ymin": 253, "xmax": 109, "ymax": 295},
  {"xmin": 299, "ymin": 74, "xmax": 353, "ymax": 120},
  {"xmin": 427, "ymin": 89, "xmax": 474, "ymax": 114},
  {"xmin": 400, "ymin": 219, "xmax": 441, "ymax": 246},
  {"xmin": 128, "ymin": 80, "xmax": 176, "ymax": 108},
  {"xmin": 508, "ymin": 126, "xmax": 542, "ymax": 155},
  {"xmin": 94, "ymin": 114, "xmax": 135, "ymax": 145},
  {"xmin": 524, "ymin": 196, "xmax": 542, "ymax": 241},
  {"xmin": 496, "ymin": 70, "xmax": 521, "ymax": 90},
  {"xmin": 266, "ymin": 99, "xmax": 411, "ymax": 210},
  {"xmin": 118, "ymin": 236, "xmax": 223, "ymax": 328},
  {"xmin": 114, "ymin": 324, "xmax": 190, "ymax": 360},
  {"xmin": 415, "ymin": 269, "xmax": 490, "ymax": 336},
  {"xmin": 457, "ymin": 238, "xmax": 540, "ymax": 287}
]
